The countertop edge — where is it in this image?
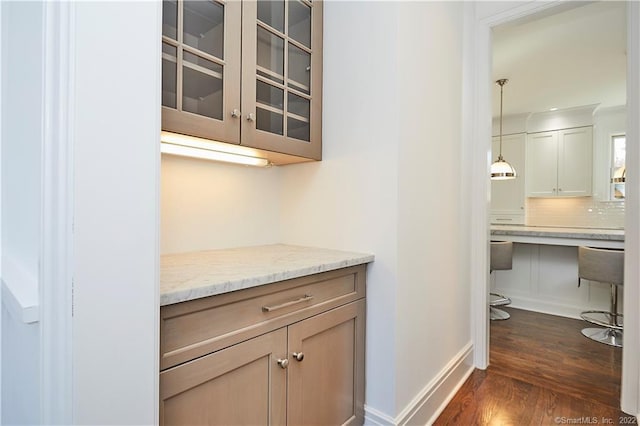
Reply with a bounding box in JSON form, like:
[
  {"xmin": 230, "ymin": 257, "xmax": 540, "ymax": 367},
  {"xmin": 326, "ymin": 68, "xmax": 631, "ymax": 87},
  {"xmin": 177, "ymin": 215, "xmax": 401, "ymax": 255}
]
[
  {"xmin": 160, "ymin": 253, "xmax": 374, "ymax": 307},
  {"xmin": 490, "ymin": 229, "xmax": 625, "ymax": 241},
  {"xmin": 490, "ymin": 225, "xmax": 624, "ymax": 241}
]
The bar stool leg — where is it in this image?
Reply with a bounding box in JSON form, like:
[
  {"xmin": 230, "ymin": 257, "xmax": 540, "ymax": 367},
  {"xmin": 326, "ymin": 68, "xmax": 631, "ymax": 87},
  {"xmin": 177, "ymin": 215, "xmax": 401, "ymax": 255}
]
[
  {"xmin": 489, "ymin": 292, "xmax": 511, "ymax": 321},
  {"xmin": 581, "ymin": 284, "xmax": 623, "ymax": 347},
  {"xmin": 490, "ymin": 307, "xmax": 510, "ymax": 321},
  {"xmin": 581, "ymin": 328, "xmax": 622, "ymax": 347}
]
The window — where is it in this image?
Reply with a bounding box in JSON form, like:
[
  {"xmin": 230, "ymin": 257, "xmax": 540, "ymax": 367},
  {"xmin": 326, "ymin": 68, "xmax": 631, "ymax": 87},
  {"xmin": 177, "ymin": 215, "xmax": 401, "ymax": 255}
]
[{"xmin": 610, "ymin": 134, "xmax": 626, "ymax": 200}]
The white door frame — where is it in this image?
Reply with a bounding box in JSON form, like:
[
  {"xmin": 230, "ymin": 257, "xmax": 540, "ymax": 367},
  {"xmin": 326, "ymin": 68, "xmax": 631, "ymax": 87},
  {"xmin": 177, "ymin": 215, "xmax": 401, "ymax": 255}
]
[
  {"xmin": 467, "ymin": 1, "xmax": 640, "ymax": 416},
  {"xmin": 41, "ymin": 1, "xmax": 74, "ymax": 423}
]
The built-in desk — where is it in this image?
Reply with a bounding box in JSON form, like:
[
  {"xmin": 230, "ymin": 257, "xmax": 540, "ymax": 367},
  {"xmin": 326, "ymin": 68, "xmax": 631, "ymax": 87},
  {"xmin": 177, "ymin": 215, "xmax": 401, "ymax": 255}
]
[
  {"xmin": 489, "ymin": 225, "xmax": 625, "ymax": 319},
  {"xmin": 491, "ymin": 225, "xmax": 624, "ymax": 249}
]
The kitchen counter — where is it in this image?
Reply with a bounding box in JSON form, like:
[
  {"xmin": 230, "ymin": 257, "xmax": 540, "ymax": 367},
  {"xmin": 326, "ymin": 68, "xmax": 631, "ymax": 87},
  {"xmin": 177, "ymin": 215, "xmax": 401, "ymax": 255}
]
[
  {"xmin": 160, "ymin": 244, "xmax": 375, "ymax": 306},
  {"xmin": 491, "ymin": 225, "xmax": 624, "ymax": 248}
]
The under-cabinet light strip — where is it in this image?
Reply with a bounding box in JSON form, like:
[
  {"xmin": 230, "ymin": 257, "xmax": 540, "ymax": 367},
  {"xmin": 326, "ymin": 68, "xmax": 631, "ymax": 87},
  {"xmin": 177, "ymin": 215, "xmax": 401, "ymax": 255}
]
[{"xmin": 160, "ymin": 132, "xmax": 271, "ymax": 167}]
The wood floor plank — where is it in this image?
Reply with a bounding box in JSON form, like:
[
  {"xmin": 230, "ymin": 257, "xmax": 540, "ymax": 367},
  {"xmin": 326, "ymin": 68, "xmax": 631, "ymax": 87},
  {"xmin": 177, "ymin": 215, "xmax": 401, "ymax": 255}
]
[{"xmin": 434, "ymin": 308, "xmax": 633, "ymax": 425}]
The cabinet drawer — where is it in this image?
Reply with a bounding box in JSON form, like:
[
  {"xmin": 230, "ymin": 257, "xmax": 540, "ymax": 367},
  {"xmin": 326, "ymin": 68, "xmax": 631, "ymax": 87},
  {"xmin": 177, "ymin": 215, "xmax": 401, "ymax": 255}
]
[
  {"xmin": 491, "ymin": 213, "xmax": 524, "ymax": 225},
  {"xmin": 160, "ymin": 265, "xmax": 366, "ymax": 370}
]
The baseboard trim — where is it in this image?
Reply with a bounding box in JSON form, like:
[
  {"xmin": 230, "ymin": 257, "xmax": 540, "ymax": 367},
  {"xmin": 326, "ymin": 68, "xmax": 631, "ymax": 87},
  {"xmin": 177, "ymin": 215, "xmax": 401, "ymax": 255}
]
[
  {"xmin": 399, "ymin": 342, "xmax": 474, "ymax": 425},
  {"xmin": 505, "ymin": 295, "xmax": 583, "ymax": 320},
  {"xmin": 364, "ymin": 405, "xmax": 396, "ymax": 426},
  {"xmin": 364, "ymin": 342, "xmax": 474, "ymax": 426}
]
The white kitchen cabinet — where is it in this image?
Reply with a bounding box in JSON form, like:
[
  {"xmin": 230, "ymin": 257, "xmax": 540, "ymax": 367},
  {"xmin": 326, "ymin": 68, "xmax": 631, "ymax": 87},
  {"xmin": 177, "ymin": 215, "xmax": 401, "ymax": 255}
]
[
  {"xmin": 161, "ymin": 0, "xmax": 323, "ymax": 164},
  {"xmin": 526, "ymin": 126, "xmax": 593, "ymax": 197},
  {"xmin": 491, "ymin": 133, "xmax": 526, "ymax": 224}
]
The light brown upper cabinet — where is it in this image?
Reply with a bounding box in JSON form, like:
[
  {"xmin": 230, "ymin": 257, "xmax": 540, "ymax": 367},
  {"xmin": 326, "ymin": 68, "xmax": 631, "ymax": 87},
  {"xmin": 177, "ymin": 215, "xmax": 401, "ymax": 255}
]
[{"xmin": 161, "ymin": 0, "xmax": 323, "ymax": 163}]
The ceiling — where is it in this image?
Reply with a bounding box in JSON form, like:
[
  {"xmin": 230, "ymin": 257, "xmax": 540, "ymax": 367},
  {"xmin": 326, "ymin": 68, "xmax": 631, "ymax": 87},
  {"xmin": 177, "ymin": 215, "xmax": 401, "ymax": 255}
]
[{"xmin": 492, "ymin": 1, "xmax": 627, "ymax": 118}]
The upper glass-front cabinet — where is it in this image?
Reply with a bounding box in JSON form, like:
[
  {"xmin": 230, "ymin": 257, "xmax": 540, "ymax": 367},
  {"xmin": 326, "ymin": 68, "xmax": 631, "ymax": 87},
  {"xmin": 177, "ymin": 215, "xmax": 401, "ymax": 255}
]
[
  {"xmin": 162, "ymin": 0, "xmax": 322, "ymax": 161},
  {"xmin": 162, "ymin": 0, "xmax": 242, "ymax": 144}
]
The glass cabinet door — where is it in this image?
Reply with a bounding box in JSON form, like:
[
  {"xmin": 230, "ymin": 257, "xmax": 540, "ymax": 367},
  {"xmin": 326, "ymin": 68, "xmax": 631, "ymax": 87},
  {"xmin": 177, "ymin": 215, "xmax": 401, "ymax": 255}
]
[
  {"xmin": 162, "ymin": 0, "xmax": 242, "ymax": 144},
  {"xmin": 242, "ymin": 0, "xmax": 322, "ymax": 160}
]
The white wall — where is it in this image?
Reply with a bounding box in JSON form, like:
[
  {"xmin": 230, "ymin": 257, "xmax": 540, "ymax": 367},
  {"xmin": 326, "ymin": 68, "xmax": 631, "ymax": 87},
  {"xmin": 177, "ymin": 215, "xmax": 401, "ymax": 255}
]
[
  {"xmin": 72, "ymin": 2, "xmax": 160, "ymax": 424},
  {"xmin": 279, "ymin": 1, "xmax": 469, "ymax": 421},
  {"xmin": 1, "ymin": 1, "xmax": 44, "ymax": 424},
  {"xmin": 161, "ymin": 156, "xmax": 282, "ymax": 254},
  {"xmin": 622, "ymin": 1, "xmax": 640, "ymax": 416},
  {"xmin": 280, "ymin": 1, "xmax": 400, "ymax": 417},
  {"xmin": 0, "ymin": 1, "xmax": 2, "ymax": 419},
  {"xmin": 395, "ymin": 1, "xmax": 470, "ymax": 415}
]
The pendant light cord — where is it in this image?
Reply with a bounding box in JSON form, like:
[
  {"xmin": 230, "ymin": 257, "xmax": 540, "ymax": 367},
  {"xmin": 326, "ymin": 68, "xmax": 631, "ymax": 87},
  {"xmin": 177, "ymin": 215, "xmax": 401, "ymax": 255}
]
[
  {"xmin": 491, "ymin": 78, "xmax": 515, "ymax": 179},
  {"xmin": 497, "ymin": 79, "xmax": 507, "ymax": 161}
]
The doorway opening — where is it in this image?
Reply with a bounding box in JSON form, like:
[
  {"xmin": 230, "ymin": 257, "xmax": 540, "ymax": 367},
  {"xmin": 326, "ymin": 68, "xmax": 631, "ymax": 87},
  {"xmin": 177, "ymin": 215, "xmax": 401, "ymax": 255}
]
[{"xmin": 470, "ymin": 0, "xmax": 639, "ymax": 416}]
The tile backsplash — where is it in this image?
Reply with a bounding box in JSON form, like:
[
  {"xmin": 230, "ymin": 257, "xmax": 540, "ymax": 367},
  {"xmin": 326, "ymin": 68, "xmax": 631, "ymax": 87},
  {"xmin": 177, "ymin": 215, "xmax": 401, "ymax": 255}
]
[{"xmin": 526, "ymin": 197, "xmax": 625, "ymax": 229}]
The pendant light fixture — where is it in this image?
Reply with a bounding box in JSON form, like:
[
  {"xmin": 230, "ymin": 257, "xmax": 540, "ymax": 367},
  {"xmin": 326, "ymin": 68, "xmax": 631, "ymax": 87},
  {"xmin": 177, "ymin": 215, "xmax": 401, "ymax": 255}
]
[
  {"xmin": 611, "ymin": 166, "xmax": 626, "ymax": 183},
  {"xmin": 490, "ymin": 79, "xmax": 517, "ymax": 180}
]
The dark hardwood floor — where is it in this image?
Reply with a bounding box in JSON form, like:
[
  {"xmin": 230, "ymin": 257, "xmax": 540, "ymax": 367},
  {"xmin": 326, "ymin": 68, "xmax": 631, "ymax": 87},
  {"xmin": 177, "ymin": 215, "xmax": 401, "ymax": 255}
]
[{"xmin": 434, "ymin": 307, "xmax": 635, "ymax": 425}]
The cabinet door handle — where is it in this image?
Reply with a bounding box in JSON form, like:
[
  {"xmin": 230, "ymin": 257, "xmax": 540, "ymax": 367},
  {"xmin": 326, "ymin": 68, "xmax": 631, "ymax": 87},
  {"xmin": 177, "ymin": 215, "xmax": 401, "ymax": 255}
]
[
  {"xmin": 262, "ymin": 294, "xmax": 314, "ymax": 312},
  {"xmin": 231, "ymin": 109, "xmax": 241, "ymax": 118},
  {"xmin": 246, "ymin": 113, "xmax": 256, "ymax": 122},
  {"xmin": 276, "ymin": 358, "xmax": 289, "ymax": 369},
  {"xmin": 558, "ymin": 188, "xmax": 563, "ymax": 192},
  {"xmin": 292, "ymin": 352, "xmax": 304, "ymax": 362}
]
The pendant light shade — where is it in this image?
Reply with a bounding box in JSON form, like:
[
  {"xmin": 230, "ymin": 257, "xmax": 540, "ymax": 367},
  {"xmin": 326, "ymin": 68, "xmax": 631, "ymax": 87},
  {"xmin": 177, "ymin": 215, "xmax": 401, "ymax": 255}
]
[
  {"xmin": 611, "ymin": 166, "xmax": 626, "ymax": 183},
  {"xmin": 490, "ymin": 157, "xmax": 517, "ymax": 180},
  {"xmin": 491, "ymin": 79, "xmax": 517, "ymax": 180}
]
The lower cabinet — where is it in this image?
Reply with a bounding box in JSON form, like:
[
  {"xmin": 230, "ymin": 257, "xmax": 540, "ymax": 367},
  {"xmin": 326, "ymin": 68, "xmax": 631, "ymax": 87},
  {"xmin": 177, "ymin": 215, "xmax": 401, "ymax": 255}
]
[
  {"xmin": 288, "ymin": 301, "xmax": 365, "ymax": 425},
  {"xmin": 160, "ymin": 329, "xmax": 287, "ymax": 425},
  {"xmin": 159, "ymin": 265, "xmax": 367, "ymax": 426}
]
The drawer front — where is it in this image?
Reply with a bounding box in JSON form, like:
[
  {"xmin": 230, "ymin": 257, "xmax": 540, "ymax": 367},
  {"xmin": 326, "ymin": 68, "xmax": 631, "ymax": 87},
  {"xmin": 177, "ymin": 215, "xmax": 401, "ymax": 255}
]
[
  {"xmin": 490, "ymin": 213, "xmax": 525, "ymax": 225},
  {"xmin": 160, "ymin": 265, "xmax": 366, "ymax": 370}
]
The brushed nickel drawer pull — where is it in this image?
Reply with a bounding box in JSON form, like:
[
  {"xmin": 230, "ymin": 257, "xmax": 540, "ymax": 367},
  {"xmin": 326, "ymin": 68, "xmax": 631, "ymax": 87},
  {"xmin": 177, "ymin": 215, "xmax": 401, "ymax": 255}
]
[{"xmin": 262, "ymin": 294, "xmax": 314, "ymax": 312}]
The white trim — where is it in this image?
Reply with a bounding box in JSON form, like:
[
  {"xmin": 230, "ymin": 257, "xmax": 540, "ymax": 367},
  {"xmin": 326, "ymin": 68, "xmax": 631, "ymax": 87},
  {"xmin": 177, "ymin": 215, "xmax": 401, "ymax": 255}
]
[
  {"xmin": 621, "ymin": 0, "xmax": 640, "ymax": 417},
  {"xmin": 363, "ymin": 343, "xmax": 474, "ymax": 426},
  {"xmin": 503, "ymin": 296, "xmax": 584, "ymax": 321},
  {"xmin": 400, "ymin": 343, "xmax": 474, "ymax": 426},
  {"xmin": 0, "ymin": 1, "xmax": 3, "ymax": 421},
  {"xmin": 40, "ymin": 1, "xmax": 74, "ymax": 423},
  {"xmin": 466, "ymin": 0, "xmax": 491, "ymax": 370},
  {"xmin": 364, "ymin": 406, "xmax": 395, "ymax": 426},
  {"xmin": 152, "ymin": 0, "xmax": 163, "ymax": 421},
  {"xmin": 526, "ymin": 104, "xmax": 597, "ymax": 133},
  {"xmin": 1, "ymin": 254, "xmax": 39, "ymax": 324}
]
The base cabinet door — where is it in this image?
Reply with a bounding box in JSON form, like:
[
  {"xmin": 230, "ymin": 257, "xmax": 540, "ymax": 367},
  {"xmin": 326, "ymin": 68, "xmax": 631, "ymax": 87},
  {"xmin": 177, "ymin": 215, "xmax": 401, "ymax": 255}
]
[
  {"xmin": 160, "ymin": 328, "xmax": 287, "ymax": 426},
  {"xmin": 287, "ymin": 300, "xmax": 366, "ymax": 426}
]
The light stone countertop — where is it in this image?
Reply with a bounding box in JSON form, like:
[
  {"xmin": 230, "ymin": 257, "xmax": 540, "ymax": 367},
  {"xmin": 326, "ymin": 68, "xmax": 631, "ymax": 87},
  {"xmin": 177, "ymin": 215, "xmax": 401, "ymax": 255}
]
[
  {"xmin": 160, "ymin": 244, "xmax": 375, "ymax": 306},
  {"xmin": 490, "ymin": 225, "xmax": 624, "ymax": 241},
  {"xmin": 491, "ymin": 225, "xmax": 624, "ymax": 249}
]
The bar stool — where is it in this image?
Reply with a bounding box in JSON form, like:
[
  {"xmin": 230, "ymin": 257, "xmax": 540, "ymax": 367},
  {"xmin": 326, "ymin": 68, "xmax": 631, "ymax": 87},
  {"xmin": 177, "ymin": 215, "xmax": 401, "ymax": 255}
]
[
  {"xmin": 578, "ymin": 246, "xmax": 624, "ymax": 347},
  {"xmin": 490, "ymin": 241, "xmax": 513, "ymax": 321}
]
